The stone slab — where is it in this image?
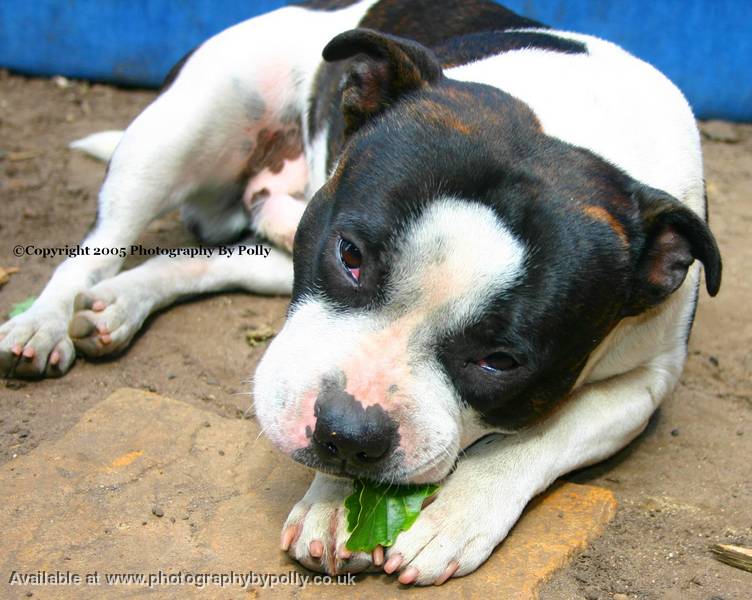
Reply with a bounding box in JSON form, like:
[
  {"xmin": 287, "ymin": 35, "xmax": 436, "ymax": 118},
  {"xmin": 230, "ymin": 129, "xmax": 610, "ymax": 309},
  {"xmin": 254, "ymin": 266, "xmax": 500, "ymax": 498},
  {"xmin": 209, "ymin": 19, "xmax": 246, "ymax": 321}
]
[{"xmin": 0, "ymin": 389, "xmax": 616, "ymax": 599}]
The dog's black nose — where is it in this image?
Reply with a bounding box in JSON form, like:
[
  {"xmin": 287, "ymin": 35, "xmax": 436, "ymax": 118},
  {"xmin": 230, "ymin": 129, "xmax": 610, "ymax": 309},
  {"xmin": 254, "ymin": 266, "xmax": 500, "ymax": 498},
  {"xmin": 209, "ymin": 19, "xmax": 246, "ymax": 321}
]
[{"xmin": 312, "ymin": 385, "xmax": 398, "ymax": 466}]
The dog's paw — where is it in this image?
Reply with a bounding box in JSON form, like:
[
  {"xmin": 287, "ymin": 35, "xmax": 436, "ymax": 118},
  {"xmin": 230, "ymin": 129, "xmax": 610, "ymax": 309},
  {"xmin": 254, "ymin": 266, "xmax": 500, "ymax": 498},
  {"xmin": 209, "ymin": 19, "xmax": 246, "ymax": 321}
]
[
  {"xmin": 0, "ymin": 308, "xmax": 75, "ymax": 378},
  {"xmin": 382, "ymin": 481, "xmax": 523, "ymax": 585},
  {"xmin": 281, "ymin": 474, "xmax": 383, "ymax": 575},
  {"xmin": 70, "ymin": 284, "xmax": 150, "ymax": 357}
]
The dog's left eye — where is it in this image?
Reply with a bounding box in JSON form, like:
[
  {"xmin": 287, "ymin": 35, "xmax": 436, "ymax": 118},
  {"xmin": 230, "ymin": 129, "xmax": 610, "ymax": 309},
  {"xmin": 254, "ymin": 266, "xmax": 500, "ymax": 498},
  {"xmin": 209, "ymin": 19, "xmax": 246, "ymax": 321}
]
[
  {"xmin": 338, "ymin": 237, "xmax": 362, "ymax": 283},
  {"xmin": 477, "ymin": 352, "xmax": 519, "ymax": 373}
]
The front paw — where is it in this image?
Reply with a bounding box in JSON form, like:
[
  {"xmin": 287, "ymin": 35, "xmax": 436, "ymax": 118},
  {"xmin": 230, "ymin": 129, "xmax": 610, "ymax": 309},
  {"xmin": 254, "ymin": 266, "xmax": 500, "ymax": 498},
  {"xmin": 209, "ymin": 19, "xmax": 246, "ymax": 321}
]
[
  {"xmin": 382, "ymin": 483, "xmax": 524, "ymax": 585},
  {"xmin": 281, "ymin": 474, "xmax": 383, "ymax": 575}
]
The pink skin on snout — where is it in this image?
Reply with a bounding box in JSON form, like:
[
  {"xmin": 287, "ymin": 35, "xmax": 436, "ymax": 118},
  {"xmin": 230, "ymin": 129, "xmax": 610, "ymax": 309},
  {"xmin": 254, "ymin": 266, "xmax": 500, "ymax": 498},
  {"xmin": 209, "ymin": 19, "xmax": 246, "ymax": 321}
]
[{"xmin": 277, "ymin": 388, "xmax": 318, "ymax": 454}]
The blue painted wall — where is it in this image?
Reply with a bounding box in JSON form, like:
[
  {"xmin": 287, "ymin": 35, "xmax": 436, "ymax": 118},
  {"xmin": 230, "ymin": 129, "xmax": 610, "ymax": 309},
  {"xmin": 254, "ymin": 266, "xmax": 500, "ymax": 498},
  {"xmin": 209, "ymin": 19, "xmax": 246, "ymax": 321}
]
[{"xmin": 0, "ymin": 1, "xmax": 750, "ymax": 120}]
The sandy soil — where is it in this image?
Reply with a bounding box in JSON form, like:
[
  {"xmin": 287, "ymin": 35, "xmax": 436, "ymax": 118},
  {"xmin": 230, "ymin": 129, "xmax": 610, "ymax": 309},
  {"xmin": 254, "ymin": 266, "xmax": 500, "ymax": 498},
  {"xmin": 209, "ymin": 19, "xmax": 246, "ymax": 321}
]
[{"xmin": 0, "ymin": 70, "xmax": 750, "ymax": 600}]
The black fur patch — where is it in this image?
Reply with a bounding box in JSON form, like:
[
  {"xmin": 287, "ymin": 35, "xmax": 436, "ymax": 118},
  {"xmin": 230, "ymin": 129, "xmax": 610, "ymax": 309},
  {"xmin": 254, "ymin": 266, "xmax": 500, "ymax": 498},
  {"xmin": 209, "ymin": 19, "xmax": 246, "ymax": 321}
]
[
  {"xmin": 434, "ymin": 30, "xmax": 586, "ymax": 68},
  {"xmin": 307, "ymin": 0, "xmax": 551, "ymax": 165},
  {"xmin": 292, "ymin": 3, "xmax": 720, "ymax": 430},
  {"xmin": 161, "ymin": 46, "xmax": 199, "ymax": 91},
  {"xmin": 294, "ymin": 0, "xmax": 362, "ymax": 10},
  {"xmin": 293, "ymin": 73, "xmax": 720, "ymax": 430}
]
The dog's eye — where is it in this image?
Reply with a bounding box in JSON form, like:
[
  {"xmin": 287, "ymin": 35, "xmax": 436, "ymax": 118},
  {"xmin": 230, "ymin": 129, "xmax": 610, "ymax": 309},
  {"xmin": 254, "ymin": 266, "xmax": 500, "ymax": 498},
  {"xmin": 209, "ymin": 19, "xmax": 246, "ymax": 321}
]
[
  {"xmin": 477, "ymin": 352, "xmax": 518, "ymax": 373},
  {"xmin": 338, "ymin": 237, "xmax": 362, "ymax": 283}
]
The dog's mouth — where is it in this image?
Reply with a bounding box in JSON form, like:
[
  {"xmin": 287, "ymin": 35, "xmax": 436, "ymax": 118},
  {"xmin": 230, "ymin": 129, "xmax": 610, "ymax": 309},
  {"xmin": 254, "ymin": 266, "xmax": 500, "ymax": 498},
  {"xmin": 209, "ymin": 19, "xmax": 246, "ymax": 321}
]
[{"xmin": 290, "ymin": 444, "xmax": 458, "ymax": 486}]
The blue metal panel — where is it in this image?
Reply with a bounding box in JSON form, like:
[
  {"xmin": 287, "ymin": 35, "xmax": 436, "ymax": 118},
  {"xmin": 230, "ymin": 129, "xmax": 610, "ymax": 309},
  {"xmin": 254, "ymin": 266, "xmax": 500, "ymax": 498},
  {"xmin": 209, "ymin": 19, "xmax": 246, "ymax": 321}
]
[
  {"xmin": 0, "ymin": 1, "xmax": 287, "ymax": 87},
  {"xmin": 0, "ymin": 1, "xmax": 750, "ymax": 120},
  {"xmin": 500, "ymin": 0, "xmax": 752, "ymax": 121}
]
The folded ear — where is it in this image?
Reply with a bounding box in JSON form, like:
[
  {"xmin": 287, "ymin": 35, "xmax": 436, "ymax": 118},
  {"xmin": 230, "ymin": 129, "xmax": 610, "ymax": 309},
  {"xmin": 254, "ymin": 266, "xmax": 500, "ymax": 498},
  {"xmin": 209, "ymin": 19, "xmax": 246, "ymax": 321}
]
[
  {"xmin": 625, "ymin": 184, "xmax": 722, "ymax": 316},
  {"xmin": 322, "ymin": 28, "xmax": 443, "ymax": 136}
]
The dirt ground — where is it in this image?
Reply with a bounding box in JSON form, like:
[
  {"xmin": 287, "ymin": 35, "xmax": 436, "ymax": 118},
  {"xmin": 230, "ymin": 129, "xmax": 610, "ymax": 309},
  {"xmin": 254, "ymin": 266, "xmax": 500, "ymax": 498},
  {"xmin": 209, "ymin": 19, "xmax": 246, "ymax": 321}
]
[{"xmin": 0, "ymin": 70, "xmax": 750, "ymax": 600}]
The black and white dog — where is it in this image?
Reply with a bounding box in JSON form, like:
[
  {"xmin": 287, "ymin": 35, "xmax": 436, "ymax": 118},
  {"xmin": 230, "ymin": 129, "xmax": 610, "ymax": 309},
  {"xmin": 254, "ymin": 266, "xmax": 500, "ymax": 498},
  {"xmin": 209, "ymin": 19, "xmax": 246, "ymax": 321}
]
[{"xmin": 0, "ymin": 0, "xmax": 721, "ymax": 585}]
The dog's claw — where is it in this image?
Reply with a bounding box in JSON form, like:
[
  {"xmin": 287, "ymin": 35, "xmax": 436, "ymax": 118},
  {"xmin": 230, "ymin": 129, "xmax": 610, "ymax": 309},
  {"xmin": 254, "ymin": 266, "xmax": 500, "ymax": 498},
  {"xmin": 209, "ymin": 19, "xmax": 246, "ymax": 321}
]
[
  {"xmin": 434, "ymin": 561, "xmax": 459, "ymax": 586},
  {"xmin": 280, "ymin": 525, "xmax": 298, "ymax": 551},
  {"xmin": 309, "ymin": 540, "xmax": 324, "ymax": 558},
  {"xmin": 398, "ymin": 565, "xmax": 419, "ymax": 585},
  {"xmin": 383, "ymin": 553, "xmax": 403, "ymax": 574}
]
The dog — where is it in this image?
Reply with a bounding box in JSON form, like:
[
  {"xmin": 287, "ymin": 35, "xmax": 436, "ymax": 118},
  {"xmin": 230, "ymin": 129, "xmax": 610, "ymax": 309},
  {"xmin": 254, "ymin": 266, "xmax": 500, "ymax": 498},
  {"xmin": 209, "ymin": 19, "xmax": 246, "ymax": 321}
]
[{"xmin": 0, "ymin": 0, "xmax": 721, "ymax": 586}]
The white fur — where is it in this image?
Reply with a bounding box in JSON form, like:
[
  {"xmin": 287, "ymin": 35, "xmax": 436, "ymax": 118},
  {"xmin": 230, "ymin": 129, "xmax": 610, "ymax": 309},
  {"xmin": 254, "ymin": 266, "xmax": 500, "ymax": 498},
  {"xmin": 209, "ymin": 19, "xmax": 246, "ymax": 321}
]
[{"xmin": 388, "ymin": 197, "xmax": 526, "ymax": 332}]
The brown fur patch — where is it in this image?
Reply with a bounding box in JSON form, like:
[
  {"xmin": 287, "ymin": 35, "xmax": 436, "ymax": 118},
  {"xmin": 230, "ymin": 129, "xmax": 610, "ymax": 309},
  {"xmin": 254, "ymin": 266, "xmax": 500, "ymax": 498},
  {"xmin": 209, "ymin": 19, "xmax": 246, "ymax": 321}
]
[
  {"xmin": 408, "ymin": 99, "xmax": 472, "ymax": 134},
  {"xmin": 242, "ymin": 120, "xmax": 304, "ymax": 183},
  {"xmin": 582, "ymin": 205, "xmax": 628, "ymax": 246}
]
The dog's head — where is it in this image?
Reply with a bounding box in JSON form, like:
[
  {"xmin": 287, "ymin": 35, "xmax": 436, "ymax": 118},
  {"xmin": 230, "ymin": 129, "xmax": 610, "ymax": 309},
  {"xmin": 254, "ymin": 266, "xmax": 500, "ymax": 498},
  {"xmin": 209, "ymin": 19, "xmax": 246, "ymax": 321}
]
[{"xmin": 253, "ymin": 30, "xmax": 721, "ymax": 484}]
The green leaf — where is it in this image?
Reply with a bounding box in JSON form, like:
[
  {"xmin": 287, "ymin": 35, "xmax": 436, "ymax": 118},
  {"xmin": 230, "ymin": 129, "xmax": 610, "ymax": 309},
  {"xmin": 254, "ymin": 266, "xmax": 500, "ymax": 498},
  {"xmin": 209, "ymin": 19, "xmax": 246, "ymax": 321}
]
[
  {"xmin": 8, "ymin": 296, "xmax": 36, "ymax": 318},
  {"xmin": 344, "ymin": 479, "xmax": 439, "ymax": 552}
]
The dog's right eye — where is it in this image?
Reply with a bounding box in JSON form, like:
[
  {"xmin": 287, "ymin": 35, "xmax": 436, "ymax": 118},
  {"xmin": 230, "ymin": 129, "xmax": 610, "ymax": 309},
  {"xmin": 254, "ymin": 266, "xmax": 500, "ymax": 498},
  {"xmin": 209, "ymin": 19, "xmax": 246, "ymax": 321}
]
[
  {"xmin": 338, "ymin": 237, "xmax": 362, "ymax": 284},
  {"xmin": 477, "ymin": 352, "xmax": 519, "ymax": 373}
]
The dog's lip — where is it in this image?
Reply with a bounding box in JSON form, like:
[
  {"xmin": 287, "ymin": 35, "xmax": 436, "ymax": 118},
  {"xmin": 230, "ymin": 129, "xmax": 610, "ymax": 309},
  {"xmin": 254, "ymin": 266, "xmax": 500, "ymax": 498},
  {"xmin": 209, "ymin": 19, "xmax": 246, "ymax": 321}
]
[
  {"xmin": 309, "ymin": 451, "xmax": 457, "ymax": 486},
  {"xmin": 399, "ymin": 454, "xmax": 456, "ymax": 485}
]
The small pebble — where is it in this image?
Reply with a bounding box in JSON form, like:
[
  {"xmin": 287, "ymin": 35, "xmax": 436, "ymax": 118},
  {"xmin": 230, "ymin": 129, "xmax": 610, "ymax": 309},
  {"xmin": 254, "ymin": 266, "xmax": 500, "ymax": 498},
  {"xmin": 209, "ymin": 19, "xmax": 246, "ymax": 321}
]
[
  {"xmin": 670, "ymin": 428, "xmax": 680, "ymax": 437},
  {"xmin": 708, "ymin": 355, "xmax": 719, "ymax": 367},
  {"xmin": 700, "ymin": 120, "xmax": 739, "ymax": 143},
  {"xmin": 151, "ymin": 505, "xmax": 164, "ymax": 518}
]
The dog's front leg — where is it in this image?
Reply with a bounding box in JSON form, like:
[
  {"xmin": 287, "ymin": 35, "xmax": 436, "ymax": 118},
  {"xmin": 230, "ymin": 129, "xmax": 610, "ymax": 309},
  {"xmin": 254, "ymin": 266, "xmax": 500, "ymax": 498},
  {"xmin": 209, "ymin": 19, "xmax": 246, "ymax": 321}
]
[
  {"xmin": 68, "ymin": 241, "xmax": 294, "ymax": 357},
  {"xmin": 382, "ymin": 363, "xmax": 674, "ymax": 585}
]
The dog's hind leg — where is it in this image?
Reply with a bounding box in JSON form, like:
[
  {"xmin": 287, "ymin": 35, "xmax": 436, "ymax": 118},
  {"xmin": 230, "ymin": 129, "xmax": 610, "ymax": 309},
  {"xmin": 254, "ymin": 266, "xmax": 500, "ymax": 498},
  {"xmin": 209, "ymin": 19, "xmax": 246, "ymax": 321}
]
[
  {"xmin": 0, "ymin": 2, "xmax": 375, "ymax": 378},
  {"xmin": 70, "ymin": 241, "xmax": 293, "ymax": 358}
]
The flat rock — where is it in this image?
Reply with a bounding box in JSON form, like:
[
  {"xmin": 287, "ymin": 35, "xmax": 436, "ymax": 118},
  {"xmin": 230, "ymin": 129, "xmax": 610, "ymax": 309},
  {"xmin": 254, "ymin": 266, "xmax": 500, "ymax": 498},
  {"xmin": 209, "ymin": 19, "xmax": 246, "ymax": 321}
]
[{"xmin": 0, "ymin": 389, "xmax": 616, "ymax": 599}]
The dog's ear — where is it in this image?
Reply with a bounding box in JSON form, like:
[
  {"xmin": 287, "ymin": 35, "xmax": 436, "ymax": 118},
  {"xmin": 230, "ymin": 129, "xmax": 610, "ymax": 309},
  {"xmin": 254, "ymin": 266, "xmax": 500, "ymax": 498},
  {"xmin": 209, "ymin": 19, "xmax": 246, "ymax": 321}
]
[
  {"xmin": 322, "ymin": 28, "xmax": 443, "ymax": 135},
  {"xmin": 624, "ymin": 184, "xmax": 721, "ymax": 316}
]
